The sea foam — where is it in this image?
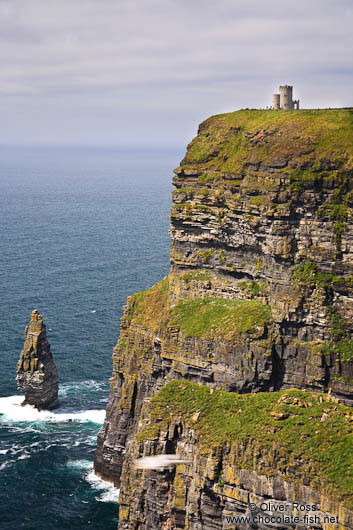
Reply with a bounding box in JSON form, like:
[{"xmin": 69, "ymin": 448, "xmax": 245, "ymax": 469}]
[
  {"xmin": 86, "ymin": 469, "xmax": 120, "ymax": 503},
  {"xmin": 0, "ymin": 395, "xmax": 106, "ymax": 424},
  {"xmin": 67, "ymin": 459, "xmax": 120, "ymax": 503}
]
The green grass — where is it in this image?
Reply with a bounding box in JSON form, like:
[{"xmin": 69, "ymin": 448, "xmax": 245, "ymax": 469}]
[
  {"xmin": 291, "ymin": 267, "xmax": 353, "ymax": 361},
  {"xmin": 198, "ymin": 172, "xmax": 223, "ymax": 183},
  {"xmin": 197, "ymin": 249, "xmax": 215, "ymax": 262},
  {"xmin": 291, "ymin": 261, "xmax": 353, "ymax": 289},
  {"xmin": 139, "ymin": 380, "xmax": 353, "ymax": 509},
  {"xmin": 128, "ymin": 277, "xmax": 171, "ymax": 333},
  {"xmin": 170, "ymin": 298, "xmax": 271, "ymax": 339},
  {"xmin": 324, "ymin": 307, "xmax": 353, "ymax": 362},
  {"xmin": 128, "ymin": 277, "xmax": 271, "ymax": 340},
  {"xmin": 248, "ymin": 195, "xmax": 269, "ymax": 206},
  {"xmin": 238, "ymin": 280, "xmax": 266, "ymax": 296},
  {"xmin": 181, "ymin": 270, "xmax": 211, "ymax": 282},
  {"xmin": 183, "ymin": 109, "xmax": 353, "ymax": 181},
  {"xmin": 173, "ymin": 187, "xmax": 193, "ymax": 194},
  {"xmin": 328, "ymin": 339, "xmax": 353, "ymax": 362},
  {"xmin": 318, "ymin": 203, "xmax": 348, "ymax": 221}
]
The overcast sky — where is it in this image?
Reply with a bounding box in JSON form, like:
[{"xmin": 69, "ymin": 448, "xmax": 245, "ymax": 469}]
[{"xmin": 1, "ymin": 0, "xmax": 353, "ymax": 147}]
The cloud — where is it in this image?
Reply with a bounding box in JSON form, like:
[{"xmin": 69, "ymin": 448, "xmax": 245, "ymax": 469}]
[{"xmin": 0, "ymin": 0, "xmax": 352, "ymax": 145}]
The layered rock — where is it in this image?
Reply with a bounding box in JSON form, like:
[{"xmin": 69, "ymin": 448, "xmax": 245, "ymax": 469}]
[
  {"xmin": 16, "ymin": 309, "xmax": 59, "ymax": 410},
  {"xmin": 118, "ymin": 381, "xmax": 353, "ymax": 530},
  {"xmin": 94, "ymin": 109, "xmax": 353, "ymax": 526}
]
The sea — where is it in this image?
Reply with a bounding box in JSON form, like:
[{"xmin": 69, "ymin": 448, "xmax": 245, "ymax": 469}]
[{"xmin": 0, "ymin": 145, "xmax": 181, "ymax": 530}]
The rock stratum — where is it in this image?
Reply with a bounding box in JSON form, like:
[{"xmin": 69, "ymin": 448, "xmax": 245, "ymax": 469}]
[
  {"xmin": 95, "ymin": 109, "xmax": 353, "ymax": 529},
  {"xmin": 16, "ymin": 309, "xmax": 59, "ymax": 410}
]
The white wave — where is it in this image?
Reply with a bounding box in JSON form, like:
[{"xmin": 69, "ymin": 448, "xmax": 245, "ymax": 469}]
[
  {"xmin": 59, "ymin": 379, "xmax": 107, "ymax": 397},
  {"xmin": 85, "ymin": 434, "xmax": 100, "ymax": 446},
  {"xmin": 99, "ymin": 488, "xmax": 120, "ymax": 503},
  {"xmin": 86, "ymin": 470, "xmax": 120, "ymax": 503},
  {"xmin": 17, "ymin": 453, "xmax": 30, "ymax": 460},
  {"xmin": 66, "ymin": 459, "xmax": 93, "ymax": 471},
  {"xmin": 0, "ymin": 449, "xmax": 8, "ymax": 454},
  {"xmin": 90, "ymin": 310, "xmax": 96, "ymax": 313},
  {"xmin": 0, "ymin": 395, "xmax": 105, "ymax": 425},
  {"xmin": 0, "ymin": 461, "xmax": 12, "ymax": 471}
]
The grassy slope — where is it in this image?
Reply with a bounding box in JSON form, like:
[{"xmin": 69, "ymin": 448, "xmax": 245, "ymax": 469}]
[
  {"xmin": 139, "ymin": 380, "xmax": 353, "ymax": 509},
  {"xmin": 182, "ymin": 109, "xmax": 353, "ymax": 180},
  {"xmin": 127, "ymin": 277, "xmax": 271, "ymax": 339}
]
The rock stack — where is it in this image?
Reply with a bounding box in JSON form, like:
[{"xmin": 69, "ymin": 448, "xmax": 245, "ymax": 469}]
[{"xmin": 16, "ymin": 310, "xmax": 59, "ymax": 410}]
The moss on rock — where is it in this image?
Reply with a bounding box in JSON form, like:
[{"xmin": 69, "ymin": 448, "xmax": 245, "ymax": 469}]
[{"xmin": 140, "ymin": 380, "xmax": 353, "ymax": 508}]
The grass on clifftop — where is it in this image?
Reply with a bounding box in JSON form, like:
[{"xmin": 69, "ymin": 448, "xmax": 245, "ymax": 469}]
[
  {"xmin": 170, "ymin": 298, "xmax": 270, "ymax": 339},
  {"xmin": 128, "ymin": 277, "xmax": 271, "ymax": 339},
  {"xmin": 182, "ymin": 108, "xmax": 353, "ymax": 178},
  {"xmin": 128, "ymin": 277, "xmax": 171, "ymax": 333},
  {"xmin": 139, "ymin": 380, "xmax": 353, "ymax": 509}
]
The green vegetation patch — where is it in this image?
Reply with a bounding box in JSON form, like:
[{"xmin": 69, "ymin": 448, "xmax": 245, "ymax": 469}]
[
  {"xmin": 291, "ymin": 265, "xmax": 353, "ymax": 361},
  {"xmin": 197, "ymin": 249, "xmax": 215, "ymax": 262},
  {"xmin": 198, "ymin": 172, "xmax": 222, "ymax": 183},
  {"xmin": 140, "ymin": 380, "xmax": 353, "ymax": 508},
  {"xmin": 128, "ymin": 277, "xmax": 171, "ymax": 333},
  {"xmin": 291, "ymin": 261, "xmax": 353, "ymax": 289},
  {"xmin": 238, "ymin": 280, "xmax": 266, "ymax": 296},
  {"xmin": 170, "ymin": 298, "xmax": 271, "ymax": 339},
  {"xmin": 183, "ymin": 109, "xmax": 353, "ymax": 180},
  {"xmin": 318, "ymin": 203, "xmax": 348, "ymax": 221},
  {"xmin": 248, "ymin": 195, "xmax": 269, "ymax": 207},
  {"xmin": 328, "ymin": 339, "xmax": 353, "ymax": 362},
  {"xmin": 181, "ymin": 270, "xmax": 211, "ymax": 283},
  {"xmin": 324, "ymin": 307, "xmax": 353, "ymax": 362},
  {"xmin": 127, "ymin": 277, "xmax": 270, "ymax": 340}
]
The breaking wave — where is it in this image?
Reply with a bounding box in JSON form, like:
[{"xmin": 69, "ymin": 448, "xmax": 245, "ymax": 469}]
[
  {"xmin": 66, "ymin": 459, "xmax": 119, "ymax": 503},
  {"xmin": 58, "ymin": 380, "xmax": 108, "ymax": 398},
  {"xmin": 0, "ymin": 395, "xmax": 106, "ymax": 425},
  {"xmin": 86, "ymin": 469, "xmax": 120, "ymax": 503}
]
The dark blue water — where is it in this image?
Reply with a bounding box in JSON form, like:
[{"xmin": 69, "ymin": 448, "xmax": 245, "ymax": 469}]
[{"xmin": 0, "ymin": 146, "xmax": 181, "ymax": 530}]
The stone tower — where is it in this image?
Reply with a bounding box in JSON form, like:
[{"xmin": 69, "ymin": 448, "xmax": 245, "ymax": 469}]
[
  {"xmin": 272, "ymin": 85, "xmax": 299, "ymax": 110},
  {"xmin": 272, "ymin": 93, "xmax": 280, "ymax": 110},
  {"xmin": 16, "ymin": 310, "xmax": 59, "ymax": 410},
  {"xmin": 279, "ymin": 85, "xmax": 294, "ymax": 109}
]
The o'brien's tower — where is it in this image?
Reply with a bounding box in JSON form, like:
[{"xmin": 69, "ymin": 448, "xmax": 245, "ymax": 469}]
[{"xmin": 272, "ymin": 85, "xmax": 300, "ymax": 110}]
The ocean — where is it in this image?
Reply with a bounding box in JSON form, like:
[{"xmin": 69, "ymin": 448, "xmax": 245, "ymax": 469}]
[{"xmin": 0, "ymin": 145, "xmax": 181, "ymax": 530}]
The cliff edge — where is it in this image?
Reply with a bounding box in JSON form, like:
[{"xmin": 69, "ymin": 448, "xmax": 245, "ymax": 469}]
[{"xmin": 95, "ymin": 109, "xmax": 353, "ymax": 529}]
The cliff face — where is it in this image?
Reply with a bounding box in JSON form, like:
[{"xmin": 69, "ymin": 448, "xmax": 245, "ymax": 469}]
[
  {"xmin": 118, "ymin": 381, "xmax": 353, "ymax": 530},
  {"xmin": 94, "ymin": 109, "xmax": 353, "ymax": 528},
  {"xmin": 16, "ymin": 310, "xmax": 59, "ymax": 410}
]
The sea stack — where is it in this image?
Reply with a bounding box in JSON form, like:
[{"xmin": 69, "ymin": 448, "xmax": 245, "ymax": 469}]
[{"xmin": 16, "ymin": 310, "xmax": 59, "ymax": 410}]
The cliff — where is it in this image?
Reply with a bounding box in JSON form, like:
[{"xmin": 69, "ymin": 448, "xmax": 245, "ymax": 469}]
[
  {"xmin": 94, "ymin": 109, "xmax": 353, "ymax": 528},
  {"xmin": 16, "ymin": 309, "xmax": 59, "ymax": 410},
  {"xmin": 118, "ymin": 381, "xmax": 353, "ymax": 529}
]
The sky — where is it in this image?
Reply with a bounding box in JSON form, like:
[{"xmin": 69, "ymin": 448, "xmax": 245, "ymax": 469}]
[{"xmin": 1, "ymin": 0, "xmax": 353, "ymax": 148}]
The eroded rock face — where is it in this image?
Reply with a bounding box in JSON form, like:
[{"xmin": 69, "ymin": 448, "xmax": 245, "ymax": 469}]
[
  {"xmin": 16, "ymin": 310, "xmax": 59, "ymax": 410},
  {"xmin": 94, "ymin": 109, "xmax": 353, "ymax": 525},
  {"xmin": 118, "ymin": 420, "xmax": 353, "ymax": 530}
]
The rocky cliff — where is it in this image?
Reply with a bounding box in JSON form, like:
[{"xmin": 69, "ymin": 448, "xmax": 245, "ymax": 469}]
[
  {"xmin": 94, "ymin": 109, "xmax": 353, "ymax": 528},
  {"xmin": 118, "ymin": 381, "xmax": 353, "ymax": 529},
  {"xmin": 16, "ymin": 309, "xmax": 59, "ymax": 410}
]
